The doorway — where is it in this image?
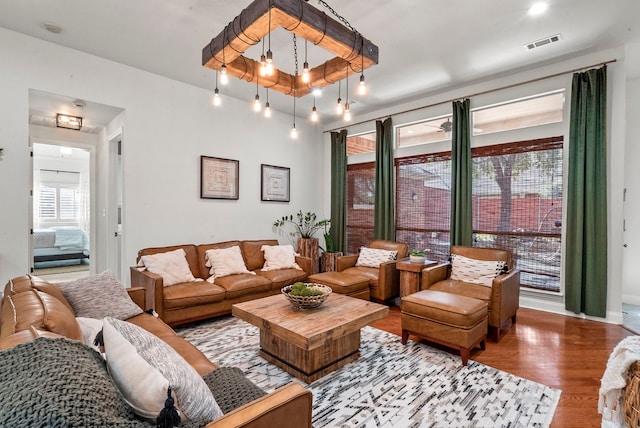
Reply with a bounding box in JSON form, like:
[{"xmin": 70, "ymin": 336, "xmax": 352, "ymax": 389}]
[{"xmin": 32, "ymin": 143, "xmax": 91, "ymax": 281}]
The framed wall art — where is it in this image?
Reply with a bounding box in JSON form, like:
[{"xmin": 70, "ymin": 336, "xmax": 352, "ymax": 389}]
[
  {"xmin": 261, "ymin": 164, "xmax": 290, "ymax": 202},
  {"xmin": 200, "ymin": 156, "xmax": 239, "ymax": 200}
]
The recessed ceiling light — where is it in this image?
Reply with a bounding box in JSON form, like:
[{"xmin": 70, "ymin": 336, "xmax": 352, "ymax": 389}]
[
  {"xmin": 528, "ymin": 2, "xmax": 548, "ymax": 16},
  {"xmin": 44, "ymin": 23, "xmax": 62, "ymax": 34}
]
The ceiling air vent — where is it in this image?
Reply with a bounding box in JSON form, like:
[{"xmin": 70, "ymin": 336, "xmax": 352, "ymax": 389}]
[{"xmin": 525, "ymin": 34, "xmax": 562, "ymax": 50}]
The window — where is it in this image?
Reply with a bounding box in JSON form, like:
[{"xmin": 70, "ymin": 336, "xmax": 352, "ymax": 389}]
[
  {"xmin": 395, "ymin": 152, "xmax": 452, "ymax": 260},
  {"xmin": 397, "ymin": 115, "xmax": 452, "ymax": 148},
  {"xmin": 471, "ymin": 137, "xmax": 563, "ymax": 292},
  {"xmin": 347, "ymin": 131, "xmax": 376, "ymax": 155},
  {"xmin": 472, "ymin": 91, "xmax": 564, "ymax": 136},
  {"xmin": 36, "ymin": 170, "xmax": 81, "ymax": 224},
  {"xmin": 38, "ymin": 186, "xmax": 57, "ymax": 220},
  {"xmin": 346, "ymin": 162, "xmax": 375, "ymax": 253}
]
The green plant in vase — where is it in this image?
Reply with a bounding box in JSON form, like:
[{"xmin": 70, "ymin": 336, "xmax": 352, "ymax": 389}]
[{"xmin": 273, "ymin": 210, "xmax": 329, "ymax": 240}]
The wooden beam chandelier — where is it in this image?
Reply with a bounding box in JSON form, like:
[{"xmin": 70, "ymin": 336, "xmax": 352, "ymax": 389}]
[{"xmin": 202, "ymin": 0, "xmax": 379, "ymax": 99}]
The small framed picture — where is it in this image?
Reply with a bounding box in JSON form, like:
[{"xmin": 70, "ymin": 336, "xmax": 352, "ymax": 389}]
[
  {"xmin": 261, "ymin": 164, "xmax": 290, "ymax": 202},
  {"xmin": 200, "ymin": 156, "xmax": 239, "ymax": 200}
]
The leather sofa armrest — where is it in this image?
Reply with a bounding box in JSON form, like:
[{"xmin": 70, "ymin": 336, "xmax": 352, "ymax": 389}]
[
  {"xmin": 129, "ymin": 267, "xmax": 163, "ymax": 316},
  {"xmin": 376, "ymin": 260, "xmax": 401, "ymax": 301},
  {"xmin": 421, "ymin": 262, "xmax": 450, "ymax": 290},
  {"xmin": 126, "ymin": 287, "xmax": 146, "ymax": 310},
  {"xmin": 336, "ymin": 254, "xmax": 359, "ymax": 272},
  {"xmin": 489, "ymin": 269, "xmax": 521, "ymax": 327},
  {"xmin": 295, "ymin": 256, "xmax": 312, "ymax": 277},
  {"xmin": 205, "ymin": 383, "xmax": 312, "ymax": 428}
]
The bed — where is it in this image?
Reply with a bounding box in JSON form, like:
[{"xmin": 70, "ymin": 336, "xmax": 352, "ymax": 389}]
[{"xmin": 33, "ymin": 227, "xmax": 90, "ymax": 267}]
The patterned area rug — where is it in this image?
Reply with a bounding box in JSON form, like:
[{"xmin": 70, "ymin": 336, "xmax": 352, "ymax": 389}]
[{"xmin": 176, "ymin": 317, "xmax": 561, "ymax": 427}]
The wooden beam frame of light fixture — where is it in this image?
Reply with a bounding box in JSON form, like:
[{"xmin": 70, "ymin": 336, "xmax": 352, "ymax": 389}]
[{"xmin": 202, "ymin": 0, "xmax": 378, "ymax": 97}]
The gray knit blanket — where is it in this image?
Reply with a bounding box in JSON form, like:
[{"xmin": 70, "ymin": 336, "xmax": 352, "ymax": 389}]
[{"xmin": 0, "ymin": 338, "xmax": 265, "ymax": 427}]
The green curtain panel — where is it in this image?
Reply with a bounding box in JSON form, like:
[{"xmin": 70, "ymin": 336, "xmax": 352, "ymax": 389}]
[
  {"xmin": 330, "ymin": 130, "xmax": 348, "ymax": 253},
  {"xmin": 374, "ymin": 117, "xmax": 395, "ymax": 240},
  {"xmin": 450, "ymin": 99, "xmax": 473, "ymax": 246},
  {"xmin": 565, "ymin": 66, "xmax": 608, "ymax": 317}
]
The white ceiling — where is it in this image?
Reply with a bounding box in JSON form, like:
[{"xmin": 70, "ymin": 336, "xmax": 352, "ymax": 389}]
[{"xmin": 2, "ymin": 0, "xmax": 639, "ymax": 128}]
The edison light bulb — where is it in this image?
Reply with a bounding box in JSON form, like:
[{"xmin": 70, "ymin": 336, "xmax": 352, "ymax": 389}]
[
  {"xmin": 220, "ymin": 65, "xmax": 229, "ymax": 85},
  {"xmin": 290, "ymin": 126, "xmax": 298, "ymax": 139},
  {"xmin": 259, "ymin": 54, "xmax": 267, "ymax": 77},
  {"xmin": 343, "ymin": 104, "xmax": 351, "ymax": 121},
  {"xmin": 302, "ymin": 62, "xmax": 310, "ymax": 83},
  {"xmin": 266, "ymin": 50, "xmax": 274, "ymax": 76},
  {"xmin": 311, "ymin": 106, "xmax": 318, "ymax": 122},
  {"xmin": 358, "ymin": 75, "xmax": 367, "ymax": 95},
  {"xmin": 253, "ymin": 95, "xmax": 261, "ymax": 112},
  {"xmin": 213, "ymin": 88, "xmax": 221, "ymax": 106},
  {"xmin": 264, "ymin": 103, "xmax": 272, "ymax": 118},
  {"xmin": 336, "ymin": 97, "xmax": 343, "ymax": 115}
]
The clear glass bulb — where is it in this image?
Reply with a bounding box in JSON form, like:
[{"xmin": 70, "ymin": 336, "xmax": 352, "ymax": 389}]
[
  {"xmin": 264, "ymin": 104, "xmax": 272, "ymax": 118},
  {"xmin": 220, "ymin": 65, "xmax": 229, "ymax": 85},
  {"xmin": 213, "ymin": 88, "xmax": 221, "ymax": 106},
  {"xmin": 253, "ymin": 94, "xmax": 261, "ymax": 112},
  {"xmin": 302, "ymin": 62, "xmax": 310, "ymax": 83},
  {"xmin": 343, "ymin": 104, "xmax": 351, "ymax": 121},
  {"xmin": 311, "ymin": 106, "xmax": 318, "ymax": 122},
  {"xmin": 358, "ymin": 75, "xmax": 367, "ymax": 95},
  {"xmin": 336, "ymin": 98, "xmax": 343, "ymax": 115},
  {"xmin": 290, "ymin": 126, "xmax": 298, "ymax": 139},
  {"xmin": 266, "ymin": 50, "xmax": 274, "ymax": 76}
]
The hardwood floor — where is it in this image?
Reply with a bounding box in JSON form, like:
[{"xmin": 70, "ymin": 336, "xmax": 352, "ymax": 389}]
[{"xmin": 369, "ymin": 306, "xmax": 633, "ymax": 428}]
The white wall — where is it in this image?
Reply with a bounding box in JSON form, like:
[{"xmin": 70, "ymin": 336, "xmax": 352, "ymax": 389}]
[
  {"xmin": 323, "ymin": 47, "xmax": 631, "ymax": 323},
  {"xmin": 0, "ymin": 27, "xmax": 323, "ymax": 284}
]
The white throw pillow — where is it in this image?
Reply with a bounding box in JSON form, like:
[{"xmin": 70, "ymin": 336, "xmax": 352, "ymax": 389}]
[
  {"xmin": 355, "ymin": 247, "xmax": 398, "ymax": 268},
  {"xmin": 261, "ymin": 245, "xmax": 302, "ymax": 271},
  {"xmin": 450, "ymin": 253, "xmax": 508, "ymax": 287},
  {"xmin": 205, "ymin": 246, "xmax": 255, "ymax": 283},
  {"xmin": 102, "ymin": 317, "xmax": 222, "ymax": 422},
  {"xmin": 140, "ymin": 249, "xmax": 196, "ymax": 287}
]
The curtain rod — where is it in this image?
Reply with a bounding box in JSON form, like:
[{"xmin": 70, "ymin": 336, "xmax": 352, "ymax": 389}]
[{"xmin": 324, "ymin": 58, "xmax": 617, "ymax": 133}]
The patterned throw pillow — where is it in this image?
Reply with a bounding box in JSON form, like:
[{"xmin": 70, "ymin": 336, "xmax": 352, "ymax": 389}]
[
  {"xmin": 261, "ymin": 245, "xmax": 301, "ymax": 271},
  {"xmin": 102, "ymin": 317, "xmax": 222, "ymax": 422},
  {"xmin": 450, "ymin": 253, "xmax": 508, "ymax": 287},
  {"xmin": 139, "ymin": 249, "xmax": 196, "ymax": 287},
  {"xmin": 205, "ymin": 246, "xmax": 255, "ymax": 283},
  {"xmin": 355, "ymin": 247, "xmax": 398, "ymax": 268},
  {"xmin": 58, "ymin": 272, "xmax": 143, "ymax": 320}
]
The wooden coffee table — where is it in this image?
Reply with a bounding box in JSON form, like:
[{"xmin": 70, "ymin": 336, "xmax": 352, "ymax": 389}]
[{"xmin": 232, "ymin": 293, "xmax": 389, "ymax": 383}]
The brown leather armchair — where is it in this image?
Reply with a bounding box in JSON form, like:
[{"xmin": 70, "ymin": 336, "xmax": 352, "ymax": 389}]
[
  {"xmin": 421, "ymin": 245, "xmax": 520, "ymax": 341},
  {"xmin": 336, "ymin": 240, "xmax": 409, "ymax": 303}
]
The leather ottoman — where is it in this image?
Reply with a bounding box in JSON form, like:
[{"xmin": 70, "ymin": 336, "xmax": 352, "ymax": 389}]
[
  {"xmin": 401, "ymin": 289, "xmax": 488, "ymax": 366},
  {"xmin": 307, "ymin": 272, "xmax": 370, "ymax": 300}
]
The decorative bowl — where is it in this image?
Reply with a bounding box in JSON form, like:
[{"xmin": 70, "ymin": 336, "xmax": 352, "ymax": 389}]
[
  {"xmin": 409, "ymin": 255, "xmax": 426, "ymax": 264},
  {"xmin": 281, "ymin": 283, "xmax": 332, "ymax": 310}
]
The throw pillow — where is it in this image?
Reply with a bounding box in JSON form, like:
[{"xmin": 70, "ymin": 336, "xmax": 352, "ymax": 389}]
[
  {"xmin": 205, "ymin": 246, "xmax": 254, "ymax": 283},
  {"xmin": 139, "ymin": 248, "xmax": 196, "ymax": 287},
  {"xmin": 57, "ymin": 271, "xmax": 143, "ymax": 320},
  {"xmin": 261, "ymin": 245, "xmax": 301, "ymax": 271},
  {"xmin": 355, "ymin": 247, "xmax": 398, "ymax": 268},
  {"xmin": 76, "ymin": 317, "xmax": 104, "ymax": 351},
  {"xmin": 450, "ymin": 253, "xmax": 508, "ymax": 287},
  {"xmin": 102, "ymin": 317, "xmax": 222, "ymax": 422}
]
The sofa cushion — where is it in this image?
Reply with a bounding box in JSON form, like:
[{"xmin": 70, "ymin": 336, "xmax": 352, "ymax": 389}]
[
  {"xmin": 3, "ymin": 290, "xmax": 45, "ymax": 336},
  {"xmin": 162, "ymin": 281, "xmax": 226, "ymax": 309},
  {"xmin": 213, "ymin": 274, "xmax": 272, "ymax": 299},
  {"xmin": 139, "ymin": 248, "xmax": 197, "ymax": 287},
  {"xmin": 31, "ymin": 281, "xmax": 75, "ymax": 313},
  {"xmin": 429, "ymin": 279, "xmax": 493, "ymax": 302},
  {"xmin": 35, "ymin": 290, "xmax": 82, "ymax": 341},
  {"xmin": 102, "ymin": 317, "xmax": 222, "ymax": 422},
  {"xmin": 450, "ymin": 253, "xmax": 508, "ymax": 287},
  {"xmin": 355, "ymin": 247, "xmax": 397, "ymax": 268},
  {"xmin": 58, "ymin": 272, "xmax": 143, "ymax": 320},
  {"xmin": 205, "ymin": 246, "xmax": 254, "ymax": 283},
  {"xmin": 256, "ymin": 268, "xmax": 308, "ymax": 290},
  {"xmin": 261, "ymin": 245, "xmax": 301, "ymax": 271},
  {"xmin": 241, "ymin": 240, "xmax": 279, "ymax": 271}
]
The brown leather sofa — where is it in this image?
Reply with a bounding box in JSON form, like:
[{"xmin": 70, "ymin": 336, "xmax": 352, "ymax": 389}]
[
  {"xmin": 335, "ymin": 240, "xmax": 409, "ymax": 303},
  {"xmin": 0, "ymin": 274, "xmax": 313, "ymax": 427},
  {"xmin": 131, "ymin": 240, "xmax": 311, "ymax": 326},
  {"xmin": 420, "ymin": 245, "xmax": 520, "ymax": 341}
]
